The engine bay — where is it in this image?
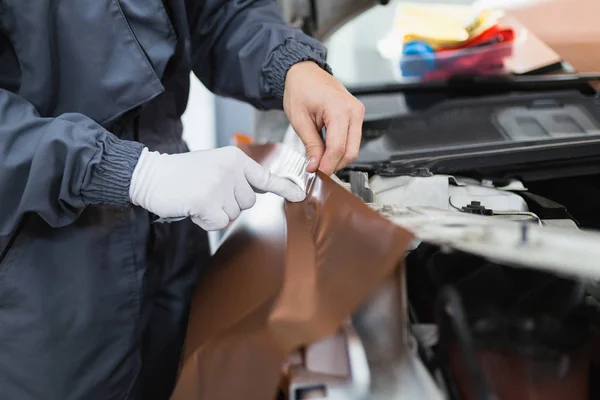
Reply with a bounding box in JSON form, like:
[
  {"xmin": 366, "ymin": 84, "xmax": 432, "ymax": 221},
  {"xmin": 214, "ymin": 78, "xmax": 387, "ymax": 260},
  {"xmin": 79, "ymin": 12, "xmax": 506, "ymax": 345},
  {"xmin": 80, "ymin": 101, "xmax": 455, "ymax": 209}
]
[
  {"xmin": 279, "ymin": 75, "xmax": 600, "ymax": 398},
  {"xmin": 283, "ymin": 169, "xmax": 600, "ymax": 400}
]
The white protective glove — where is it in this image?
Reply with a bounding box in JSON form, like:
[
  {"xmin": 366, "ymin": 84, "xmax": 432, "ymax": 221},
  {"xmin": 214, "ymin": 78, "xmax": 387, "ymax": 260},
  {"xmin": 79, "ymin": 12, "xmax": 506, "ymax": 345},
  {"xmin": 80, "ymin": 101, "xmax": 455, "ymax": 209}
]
[{"xmin": 129, "ymin": 146, "xmax": 306, "ymax": 230}]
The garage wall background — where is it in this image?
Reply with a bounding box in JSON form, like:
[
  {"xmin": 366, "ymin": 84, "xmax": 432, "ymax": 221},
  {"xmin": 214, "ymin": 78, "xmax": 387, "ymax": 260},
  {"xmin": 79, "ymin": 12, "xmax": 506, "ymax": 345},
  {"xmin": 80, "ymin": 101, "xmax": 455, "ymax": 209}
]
[
  {"xmin": 181, "ymin": 74, "xmax": 216, "ymax": 151},
  {"xmin": 509, "ymin": 0, "xmax": 600, "ymax": 72}
]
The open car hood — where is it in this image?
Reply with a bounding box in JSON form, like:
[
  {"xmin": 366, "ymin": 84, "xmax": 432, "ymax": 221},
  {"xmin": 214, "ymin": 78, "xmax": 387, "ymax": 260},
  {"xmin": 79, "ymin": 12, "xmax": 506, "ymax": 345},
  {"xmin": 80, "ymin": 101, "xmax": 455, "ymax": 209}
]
[{"xmin": 277, "ymin": 0, "xmax": 390, "ymax": 40}]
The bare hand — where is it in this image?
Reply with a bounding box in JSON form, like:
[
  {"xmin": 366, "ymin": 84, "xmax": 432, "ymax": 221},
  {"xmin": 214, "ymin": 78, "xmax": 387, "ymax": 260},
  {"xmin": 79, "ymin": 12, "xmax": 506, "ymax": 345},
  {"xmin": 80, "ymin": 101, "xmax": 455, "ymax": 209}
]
[{"xmin": 283, "ymin": 61, "xmax": 365, "ymax": 175}]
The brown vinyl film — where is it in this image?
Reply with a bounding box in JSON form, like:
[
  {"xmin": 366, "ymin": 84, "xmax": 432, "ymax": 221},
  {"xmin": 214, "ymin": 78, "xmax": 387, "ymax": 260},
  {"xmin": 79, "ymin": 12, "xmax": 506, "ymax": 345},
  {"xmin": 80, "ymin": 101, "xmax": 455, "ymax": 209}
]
[{"xmin": 170, "ymin": 143, "xmax": 414, "ymax": 400}]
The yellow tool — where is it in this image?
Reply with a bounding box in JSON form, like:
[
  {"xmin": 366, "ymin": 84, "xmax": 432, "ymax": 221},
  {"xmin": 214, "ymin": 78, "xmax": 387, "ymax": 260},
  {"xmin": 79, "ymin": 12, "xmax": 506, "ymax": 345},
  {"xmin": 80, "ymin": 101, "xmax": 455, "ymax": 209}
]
[{"xmin": 394, "ymin": 3, "xmax": 504, "ymax": 50}]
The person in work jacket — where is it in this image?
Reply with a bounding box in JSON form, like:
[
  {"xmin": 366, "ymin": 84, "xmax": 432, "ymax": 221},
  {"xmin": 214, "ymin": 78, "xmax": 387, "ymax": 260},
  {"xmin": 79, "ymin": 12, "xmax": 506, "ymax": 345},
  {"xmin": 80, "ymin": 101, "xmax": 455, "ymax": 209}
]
[{"xmin": 0, "ymin": 1, "xmax": 366, "ymax": 399}]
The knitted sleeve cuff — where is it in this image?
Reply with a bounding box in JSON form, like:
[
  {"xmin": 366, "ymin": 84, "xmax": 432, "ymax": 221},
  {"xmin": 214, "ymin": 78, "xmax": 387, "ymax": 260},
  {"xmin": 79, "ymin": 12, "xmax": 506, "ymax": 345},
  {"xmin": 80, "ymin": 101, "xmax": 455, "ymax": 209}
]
[
  {"xmin": 263, "ymin": 37, "xmax": 333, "ymax": 99},
  {"xmin": 81, "ymin": 132, "xmax": 145, "ymax": 206}
]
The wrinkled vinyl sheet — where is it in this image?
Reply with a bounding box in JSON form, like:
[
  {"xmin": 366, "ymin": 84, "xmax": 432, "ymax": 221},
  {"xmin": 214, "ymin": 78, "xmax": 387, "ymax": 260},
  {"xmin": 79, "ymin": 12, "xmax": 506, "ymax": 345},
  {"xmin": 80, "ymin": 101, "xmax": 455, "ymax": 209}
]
[{"xmin": 170, "ymin": 143, "xmax": 414, "ymax": 400}]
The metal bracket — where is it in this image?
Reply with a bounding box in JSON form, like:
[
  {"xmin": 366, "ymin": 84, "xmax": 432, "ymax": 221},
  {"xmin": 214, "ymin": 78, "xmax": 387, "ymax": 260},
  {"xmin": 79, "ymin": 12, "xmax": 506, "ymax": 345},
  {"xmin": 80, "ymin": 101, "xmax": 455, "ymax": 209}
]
[{"xmin": 349, "ymin": 171, "xmax": 374, "ymax": 203}]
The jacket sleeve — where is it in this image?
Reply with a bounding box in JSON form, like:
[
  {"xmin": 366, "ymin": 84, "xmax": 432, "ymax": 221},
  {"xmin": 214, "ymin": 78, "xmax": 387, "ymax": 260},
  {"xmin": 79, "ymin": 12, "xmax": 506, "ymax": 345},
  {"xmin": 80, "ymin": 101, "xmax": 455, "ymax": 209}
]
[
  {"xmin": 187, "ymin": 0, "xmax": 332, "ymax": 110},
  {"xmin": 0, "ymin": 89, "xmax": 144, "ymax": 235}
]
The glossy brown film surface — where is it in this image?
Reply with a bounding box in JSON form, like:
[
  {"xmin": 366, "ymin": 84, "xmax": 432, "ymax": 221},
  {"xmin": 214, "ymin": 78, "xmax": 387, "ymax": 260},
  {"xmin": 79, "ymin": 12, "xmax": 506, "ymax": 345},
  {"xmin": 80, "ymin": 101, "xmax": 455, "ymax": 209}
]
[{"xmin": 171, "ymin": 143, "xmax": 414, "ymax": 400}]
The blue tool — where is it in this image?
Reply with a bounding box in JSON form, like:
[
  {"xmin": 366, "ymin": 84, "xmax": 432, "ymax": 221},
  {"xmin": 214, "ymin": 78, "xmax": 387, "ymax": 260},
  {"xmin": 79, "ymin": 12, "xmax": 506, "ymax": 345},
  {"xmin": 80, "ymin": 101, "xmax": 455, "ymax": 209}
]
[{"xmin": 400, "ymin": 41, "xmax": 436, "ymax": 77}]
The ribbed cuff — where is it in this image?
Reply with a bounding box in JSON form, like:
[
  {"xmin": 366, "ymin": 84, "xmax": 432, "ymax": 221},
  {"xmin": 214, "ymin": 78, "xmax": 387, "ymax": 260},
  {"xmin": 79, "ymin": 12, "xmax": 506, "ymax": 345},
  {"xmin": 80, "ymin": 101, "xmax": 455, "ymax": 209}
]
[
  {"xmin": 81, "ymin": 133, "xmax": 145, "ymax": 206},
  {"xmin": 263, "ymin": 38, "xmax": 332, "ymax": 99}
]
